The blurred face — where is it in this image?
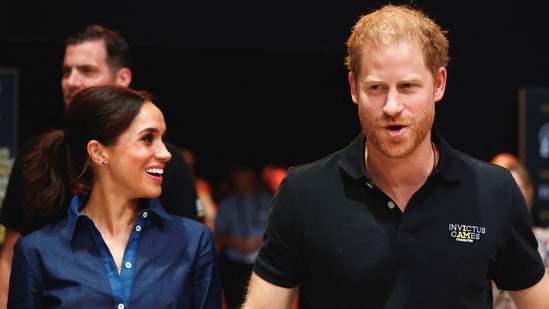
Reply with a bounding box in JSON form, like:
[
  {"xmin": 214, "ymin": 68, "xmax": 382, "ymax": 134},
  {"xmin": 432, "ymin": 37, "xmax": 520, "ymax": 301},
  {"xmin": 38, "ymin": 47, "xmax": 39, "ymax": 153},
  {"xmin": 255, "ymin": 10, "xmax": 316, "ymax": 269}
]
[
  {"xmin": 61, "ymin": 40, "xmax": 128, "ymax": 107},
  {"xmin": 232, "ymin": 168, "xmax": 258, "ymax": 195},
  {"xmin": 348, "ymin": 39, "xmax": 446, "ymax": 158},
  {"xmin": 262, "ymin": 166, "xmax": 287, "ymax": 193},
  {"xmin": 103, "ymin": 102, "xmax": 172, "ymax": 198},
  {"xmin": 511, "ymin": 171, "xmax": 527, "ymax": 200}
]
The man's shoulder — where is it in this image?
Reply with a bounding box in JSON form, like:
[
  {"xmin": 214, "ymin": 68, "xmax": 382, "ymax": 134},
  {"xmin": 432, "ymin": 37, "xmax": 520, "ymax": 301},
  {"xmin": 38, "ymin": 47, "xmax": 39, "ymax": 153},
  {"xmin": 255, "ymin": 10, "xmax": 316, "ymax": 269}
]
[
  {"xmin": 158, "ymin": 142, "xmax": 200, "ymax": 220},
  {"xmin": 162, "ymin": 142, "xmax": 193, "ymax": 179},
  {"xmin": 452, "ymin": 150, "xmax": 513, "ymax": 179},
  {"xmin": 288, "ymin": 149, "xmax": 343, "ymax": 178}
]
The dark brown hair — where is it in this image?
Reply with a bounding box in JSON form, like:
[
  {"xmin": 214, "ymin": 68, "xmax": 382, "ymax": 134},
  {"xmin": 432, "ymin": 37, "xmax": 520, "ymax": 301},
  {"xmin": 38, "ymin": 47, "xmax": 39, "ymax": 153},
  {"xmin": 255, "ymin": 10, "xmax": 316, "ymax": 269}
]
[
  {"xmin": 21, "ymin": 85, "xmax": 156, "ymax": 233},
  {"xmin": 64, "ymin": 24, "xmax": 133, "ymax": 73}
]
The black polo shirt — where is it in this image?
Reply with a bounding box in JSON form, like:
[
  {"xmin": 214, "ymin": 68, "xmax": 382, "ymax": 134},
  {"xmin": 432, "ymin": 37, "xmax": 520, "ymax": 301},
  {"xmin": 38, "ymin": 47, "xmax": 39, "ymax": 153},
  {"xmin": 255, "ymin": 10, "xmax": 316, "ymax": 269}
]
[{"xmin": 254, "ymin": 128, "xmax": 545, "ymax": 308}]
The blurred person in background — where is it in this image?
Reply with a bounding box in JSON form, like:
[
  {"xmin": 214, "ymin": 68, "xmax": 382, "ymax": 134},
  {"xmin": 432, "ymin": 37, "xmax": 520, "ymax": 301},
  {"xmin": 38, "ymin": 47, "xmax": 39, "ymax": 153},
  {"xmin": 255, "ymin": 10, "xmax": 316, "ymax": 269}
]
[
  {"xmin": 181, "ymin": 147, "xmax": 218, "ymax": 232},
  {"xmin": 215, "ymin": 164, "xmax": 273, "ymax": 309},
  {"xmin": 260, "ymin": 164, "xmax": 288, "ymax": 195},
  {"xmin": 491, "ymin": 152, "xmax": 549, "ymax": 309}
]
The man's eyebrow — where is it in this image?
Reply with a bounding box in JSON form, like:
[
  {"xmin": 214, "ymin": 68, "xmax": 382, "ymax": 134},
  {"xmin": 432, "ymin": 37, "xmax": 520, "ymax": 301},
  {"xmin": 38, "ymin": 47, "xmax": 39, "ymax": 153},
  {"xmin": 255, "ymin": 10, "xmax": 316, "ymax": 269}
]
[{"xmin": 76, "ymin": 64, "xmax": 95, "ymax": 70}]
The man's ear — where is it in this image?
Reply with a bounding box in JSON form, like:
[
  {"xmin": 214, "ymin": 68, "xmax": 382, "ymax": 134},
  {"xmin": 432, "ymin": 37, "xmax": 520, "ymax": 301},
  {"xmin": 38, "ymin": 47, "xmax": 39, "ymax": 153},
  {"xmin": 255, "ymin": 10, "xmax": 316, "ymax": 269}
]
[
  {"xmin": 434, "ymin": 67, "xmax": 447, "ymax": 102},
  {"xmin": 115, "ymin": 67, "xmax": 132, "ymax": 87},
  {"xmin": 348, "ymin": 72, "xmax": 359, "ymax": 105}
]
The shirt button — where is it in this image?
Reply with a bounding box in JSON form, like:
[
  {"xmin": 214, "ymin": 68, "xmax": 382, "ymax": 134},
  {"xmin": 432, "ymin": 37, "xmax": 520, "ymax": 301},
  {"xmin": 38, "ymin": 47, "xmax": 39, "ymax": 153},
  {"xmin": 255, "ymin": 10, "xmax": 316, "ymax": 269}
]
[
  {"xmin": 387, "ymin": 201, "xmax": 396, "ymax": 209},
  {"xmin": 125, "ymin": 261, "xmax": 132, "ymax": 269},
  {"xmin": 135, "ymin": 225, "xmax": 142, "ymax": 232},
  {"xmin": 142, "ymin": 211, "xmax": 148, "ymax": 218},
  {"xmin": 118, "ymin": 303, "xmax": 124, "ymax": 309}
]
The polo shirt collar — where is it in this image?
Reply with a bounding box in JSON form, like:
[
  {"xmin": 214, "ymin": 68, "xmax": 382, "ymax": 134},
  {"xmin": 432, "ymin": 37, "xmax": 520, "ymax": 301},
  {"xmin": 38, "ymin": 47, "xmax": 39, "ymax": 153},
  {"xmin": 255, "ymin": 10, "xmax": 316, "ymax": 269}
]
[
  {"xmin": 338, "ymin": 127, "xmax": 461, "ymax": 183},
  {"xmin": 431, "ymin": 127, "xmax": 461, "ymax": 182}
]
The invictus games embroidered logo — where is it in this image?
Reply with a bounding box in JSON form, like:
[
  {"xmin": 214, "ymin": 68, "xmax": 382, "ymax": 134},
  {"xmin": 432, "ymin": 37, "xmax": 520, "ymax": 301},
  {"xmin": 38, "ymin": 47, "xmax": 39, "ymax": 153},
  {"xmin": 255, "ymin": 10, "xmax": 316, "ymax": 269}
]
[{"xmin": 449, "ymin": 224, "xmax": 486, "ymax": 243}]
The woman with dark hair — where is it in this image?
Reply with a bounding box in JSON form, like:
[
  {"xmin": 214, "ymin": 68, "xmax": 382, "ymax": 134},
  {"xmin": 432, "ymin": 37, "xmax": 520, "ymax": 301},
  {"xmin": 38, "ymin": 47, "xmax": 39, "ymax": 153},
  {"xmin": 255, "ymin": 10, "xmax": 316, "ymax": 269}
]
[{"xmin": 8, "ymin": 85, "xmax": 221, "ymax": 308}]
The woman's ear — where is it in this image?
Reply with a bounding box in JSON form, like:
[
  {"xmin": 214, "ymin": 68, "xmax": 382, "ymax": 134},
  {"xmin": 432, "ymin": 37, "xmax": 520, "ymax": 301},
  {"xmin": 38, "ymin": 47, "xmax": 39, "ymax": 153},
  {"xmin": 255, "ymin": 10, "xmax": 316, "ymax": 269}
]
[{"xmin": 87, "ymin": 140, "xmax": 107, "ymax": 166}]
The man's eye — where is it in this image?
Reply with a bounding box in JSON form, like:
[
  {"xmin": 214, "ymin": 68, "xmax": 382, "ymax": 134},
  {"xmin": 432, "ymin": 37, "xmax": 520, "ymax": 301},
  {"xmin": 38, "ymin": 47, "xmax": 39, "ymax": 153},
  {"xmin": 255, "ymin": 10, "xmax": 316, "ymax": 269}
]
[
  {"xmin": 61, "ymin": 67, "xmax": 71, "ymax": 77},
  {"xmin": 401, "ymin": 83, "xmax": 417, "ymax": 89}
]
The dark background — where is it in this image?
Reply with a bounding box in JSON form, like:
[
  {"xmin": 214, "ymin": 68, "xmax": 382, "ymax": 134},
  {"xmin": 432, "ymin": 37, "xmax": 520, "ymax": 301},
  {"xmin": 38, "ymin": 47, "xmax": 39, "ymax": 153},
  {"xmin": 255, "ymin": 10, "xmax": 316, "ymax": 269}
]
[{"xmin": 1, "ymin": 0, "xmax": 548, "ymax": 184}]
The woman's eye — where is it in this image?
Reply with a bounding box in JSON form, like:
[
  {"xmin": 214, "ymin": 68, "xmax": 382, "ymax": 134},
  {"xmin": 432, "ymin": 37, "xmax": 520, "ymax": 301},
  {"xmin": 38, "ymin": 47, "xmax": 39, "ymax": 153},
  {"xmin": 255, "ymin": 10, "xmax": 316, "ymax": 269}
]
[{"xmin": 142, "ymin": 134, "xmax": 154, "ymax": 143}]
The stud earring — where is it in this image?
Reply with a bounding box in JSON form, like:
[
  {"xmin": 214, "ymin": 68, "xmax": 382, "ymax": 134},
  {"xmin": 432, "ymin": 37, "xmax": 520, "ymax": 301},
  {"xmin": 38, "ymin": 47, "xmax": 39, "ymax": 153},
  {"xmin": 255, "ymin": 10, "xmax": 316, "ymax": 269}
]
[{"xmin": 101, "ymin": 161, "xmax": 107, "ymax": 166}]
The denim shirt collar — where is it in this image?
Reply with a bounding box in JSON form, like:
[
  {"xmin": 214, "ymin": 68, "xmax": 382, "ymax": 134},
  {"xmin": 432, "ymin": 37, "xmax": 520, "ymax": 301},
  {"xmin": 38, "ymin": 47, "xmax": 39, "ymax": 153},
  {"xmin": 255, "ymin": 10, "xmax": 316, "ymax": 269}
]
[{"xmin": 65, "ymin": 193, "xmax": 171, "ymax": 240}]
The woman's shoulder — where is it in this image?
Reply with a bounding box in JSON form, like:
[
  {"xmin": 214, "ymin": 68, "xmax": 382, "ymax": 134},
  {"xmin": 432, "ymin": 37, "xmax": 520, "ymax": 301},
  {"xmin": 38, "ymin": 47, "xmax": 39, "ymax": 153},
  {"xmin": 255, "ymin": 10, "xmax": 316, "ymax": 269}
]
[
  {"xmin": 16, "ymin": 218, "xmax": 69, "ymax": 251},
  {"xmin": 168, "ymin": 215, "xmax": 212, "ymax": 235}
]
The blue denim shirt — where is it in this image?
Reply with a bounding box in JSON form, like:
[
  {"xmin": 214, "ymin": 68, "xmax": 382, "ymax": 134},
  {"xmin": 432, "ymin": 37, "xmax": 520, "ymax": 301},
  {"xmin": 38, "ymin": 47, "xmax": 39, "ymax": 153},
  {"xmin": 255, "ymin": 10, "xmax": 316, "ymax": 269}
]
[{"xmin": 8, "ymin": 195, "xmax": 222, "ymax": 309}]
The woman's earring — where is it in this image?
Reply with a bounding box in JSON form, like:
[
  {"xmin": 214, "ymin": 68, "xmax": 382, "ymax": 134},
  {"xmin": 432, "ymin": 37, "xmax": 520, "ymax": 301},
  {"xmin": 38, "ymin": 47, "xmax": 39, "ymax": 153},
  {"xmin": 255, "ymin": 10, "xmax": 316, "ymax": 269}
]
[{"xmin": 101, "ymin": 161, "xmax": 107, "ymax": 166}]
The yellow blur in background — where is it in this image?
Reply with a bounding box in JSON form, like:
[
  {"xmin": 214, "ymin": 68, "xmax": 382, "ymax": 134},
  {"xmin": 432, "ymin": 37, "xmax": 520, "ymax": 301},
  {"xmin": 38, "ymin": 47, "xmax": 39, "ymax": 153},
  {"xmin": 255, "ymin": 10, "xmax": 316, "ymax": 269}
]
[{"xmin": 0, "ymin": 146, "xmax": 15, "ymax": 246}]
